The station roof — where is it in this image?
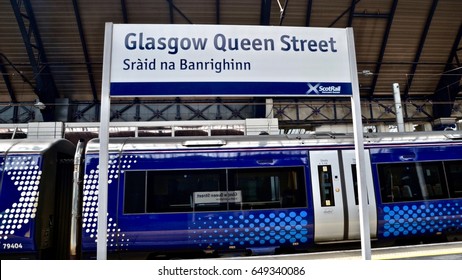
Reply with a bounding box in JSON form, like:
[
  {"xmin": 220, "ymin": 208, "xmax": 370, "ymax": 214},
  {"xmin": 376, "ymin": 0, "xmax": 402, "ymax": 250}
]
[{"xmin": 0, "ymin": 0, "xmax": 461, "ymax": 117}]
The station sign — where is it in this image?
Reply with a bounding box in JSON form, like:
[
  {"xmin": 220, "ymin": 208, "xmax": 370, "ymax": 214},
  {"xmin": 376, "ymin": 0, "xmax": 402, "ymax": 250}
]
[
  {"xmin": 98, "ymin": 23, "xmax": 370, "ymax": 260},
  {"xmin": 109, "ymin": 24, "xmax": 354, "ymax": 97}
]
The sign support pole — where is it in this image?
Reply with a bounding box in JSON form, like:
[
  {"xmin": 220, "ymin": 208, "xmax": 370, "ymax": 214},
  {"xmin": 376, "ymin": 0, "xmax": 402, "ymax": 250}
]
[
  {"xmin": 347, "ymin": 27, "xmax": 372, "ymax": 260},
  {"xmin": 97, "ymin": 22, "xmax": 113, "ymax": 260}
]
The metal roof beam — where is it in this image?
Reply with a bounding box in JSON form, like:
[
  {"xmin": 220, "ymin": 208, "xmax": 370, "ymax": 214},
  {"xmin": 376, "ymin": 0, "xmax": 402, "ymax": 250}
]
[
  {"xmin": 166, "ymin": 0, "xmax": 193, "ymax": 24},
  {"xmin": 444, "ymin": 24, "xmax": 462, "ymax": 67},
  {"xmin": 216, "ymin": 0, "xmax": 220, "ymax": 24},
  {"xmin": 0, "ymin": 55, "xmax": 20, "ymax": 123},
  {"xmin": 121, "ymin": 0, "xmax": 129, "ymax": 23},
  {"xmin": 72, "ymin": 0, "xmax": 98, "ymax": 102},
  {"xmin": 0, "ymin": 53, "xmax": 36, "ymax": 96},
  {"xmin": 348, "ymin": 0, "xmax": 390, "ymax": 26},
  {"xmin": 368, "ymin": 0, "xmax": 398, "ymax": 98},
  {"xmin": 278, "ymin": 0, "xmax": 289, "ymax": 26},
  {"xmin": 352, "ymin": 13, "xmax": 389, "ymax": 19},
  {"xmin": 329, "ymin": 0, "xmax": 360, "ymax": 27},
  {"xmin": 9, "ymin": 0, "xmax": 58, "ymax": 121},
  {"xmin": 72, "ymin": 101, "xmax": 98, "ymax": 121},
  {"xmin": 432, "ymin": 23, "xmax": 462, "ymax": 119},
  {"xmin": 168, "ymin": 0, "xmax": 174, "ymax": 23},
  {"xmin": 0, "ymin": 54, "xmax": 17, "ymax": 103},
  {"xmin": 404, "ymin": 0, "xmax": 439, "ymax": 99},
  {"xmin": 347, "ymin": 0, "xmax": 357, "ymax": 27},
  {"xmin": 260, "ymin": 0, "xmax": 272, "ymax": 25},
  {"xmin": 305, "ymin": 0, "xmax": 313, "ymax": 26}
]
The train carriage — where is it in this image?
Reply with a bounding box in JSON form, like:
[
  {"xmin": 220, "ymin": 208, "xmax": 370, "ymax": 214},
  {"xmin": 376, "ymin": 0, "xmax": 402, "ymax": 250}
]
[
  {"xmin": 81, "ymin": 137, "xmax": 315, "ymax": 259},
  {"xmin": 0, "ymin": 139, "xmax": 75, "ymax": 259},
  {"xmin": 1, "ymin": 130, "xmax": 462, "ymax": 259},
  {"xmin": 78, "ymin": 132, "xmax": 462, "ymax": 259},
  {"xmin": 370, "ymin": 139, "xmax": 462, "ymax": 241}
]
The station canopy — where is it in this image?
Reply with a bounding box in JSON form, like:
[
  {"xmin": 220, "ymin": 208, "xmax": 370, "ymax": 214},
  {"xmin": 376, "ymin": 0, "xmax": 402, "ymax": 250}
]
[{"xmin": 0, "ymin": 0, "xmax": 461, "ymax": 122}]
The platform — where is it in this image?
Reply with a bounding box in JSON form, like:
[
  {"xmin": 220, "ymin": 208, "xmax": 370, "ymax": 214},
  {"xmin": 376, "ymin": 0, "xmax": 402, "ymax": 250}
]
[{"xmin": 224, "ymin": 242, "xmax": 462, "ymax": 260}]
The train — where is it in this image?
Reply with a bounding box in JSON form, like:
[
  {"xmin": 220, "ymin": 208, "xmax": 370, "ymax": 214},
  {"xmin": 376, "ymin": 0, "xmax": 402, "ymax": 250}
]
[{"xmin": 1, "ymin": 128, "xmax": 462, "ymax": 259}]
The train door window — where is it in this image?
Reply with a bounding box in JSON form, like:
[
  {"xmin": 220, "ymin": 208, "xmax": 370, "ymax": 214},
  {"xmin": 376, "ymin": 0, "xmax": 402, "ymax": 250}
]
[
  {"xmin": 146, "ymin": 169, "xmax": 227, "ymax": 213},
  {"xmin": 351, "ymin": 164, "xmax": 372, "ymax": 205},
  {"xmin": 445, "ymin": 160, "xmax": 462, "ymax": 198},
  {"xmin": 350, "ymin": 164, "xmax": 359, "ymax": 205},
  {"xmin": 378, "ymin": 162, "xmax": 448, "ymax": 203},
  {"xmin": 228, "ymin": 167, "xmax": 306, "ymax": 210},
  {"xmin": 318, "ymin": 165, "xmax": 335, "ymax": 207},
  {"xmin": 124, "ymin": 171, "xmax": 147, "ymax": 213}
]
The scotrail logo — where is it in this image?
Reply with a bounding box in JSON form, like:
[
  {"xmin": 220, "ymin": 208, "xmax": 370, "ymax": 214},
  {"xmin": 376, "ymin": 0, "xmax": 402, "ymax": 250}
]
[{"xmin": 306, "ymin": 83, "xmax": 342, "ymax": 95}]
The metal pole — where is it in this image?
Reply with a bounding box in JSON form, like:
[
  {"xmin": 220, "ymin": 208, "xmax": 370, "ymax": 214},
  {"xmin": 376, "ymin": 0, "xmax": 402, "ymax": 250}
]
[
  {"xmin": 97, "ymin": 22, "xmax": 113, "ymax": 260},
  {"xmin": 347, "ymin": 27, "xmax": 371, "ymax": 260},
  {"xmin": 393, "ymin": 83, "xmax": 405, "ymax": 132}
]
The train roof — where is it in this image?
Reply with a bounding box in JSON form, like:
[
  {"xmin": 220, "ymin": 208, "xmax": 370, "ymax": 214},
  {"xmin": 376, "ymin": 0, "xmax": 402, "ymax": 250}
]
[
  {"xmin": 85, "ymin": 131, "xmax": 462, "ymax": 153},
  {"xmin": 0, "ymin": 138, "xmax": 75, "ymax": 155}
]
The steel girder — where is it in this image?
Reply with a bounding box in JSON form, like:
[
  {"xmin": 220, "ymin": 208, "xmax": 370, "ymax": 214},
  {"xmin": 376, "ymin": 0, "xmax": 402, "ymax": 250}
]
[
  {"xmin": 272, "ymin": 97, "xmax": 462, "ymax": 127},
  {"xmin": 0, "ymin": 54, "xmax": 17, "ymax": 103},
  {"xmin": 10, "ymin": 0, "xmax": 59, "ymax": 122},
  {"xmin": 166, "ymin": 0, "xmax": 193, "ymax": 24},
  {"xmin": 1, "ymin": 97, "xmax": 461, "ymax": 125},
  {"xmin": 305, "ymin": 0, "xmax": 313, "ymax": 26},
  {"xmin": 260, "ymin": 0, "xmax": 272, "ymax": 25},
  {"xmin": 70, "ymin": 98, "xmax": 255, "ymax": 122},
  {"xmin": 121, "ymin": 0, "xmax": 129, "ymax": 23},
  {"xmin": 0, "ymin": 54, "xmax": 19, "ymax": 122},
  {"xmin": 403, "ymin": 0, "xmax": 439, "ymax": 99},
  {"xmin": 367, "ymin": 0, "xmax": 398, "ymax": 98},
  {"xmin": 72, "ymin": 0, "xmax": 98, "ymax": 102},
  {"xmin": 432, "ymin": 23, "xmax": 462, "ymax": 119},
  {"xmin": 216, "ymin": 0, "xmax": 221, "ymax": 24}
]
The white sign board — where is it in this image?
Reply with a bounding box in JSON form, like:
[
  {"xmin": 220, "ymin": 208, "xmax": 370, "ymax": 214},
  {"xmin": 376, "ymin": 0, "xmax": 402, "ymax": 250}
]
[
  {"xmin": 110, "ymin": 24, "xmax": 353, "ymax": 97},
  {"xmin": 193, "ymin": 191, "xmax": 242, "ymax": 204}
]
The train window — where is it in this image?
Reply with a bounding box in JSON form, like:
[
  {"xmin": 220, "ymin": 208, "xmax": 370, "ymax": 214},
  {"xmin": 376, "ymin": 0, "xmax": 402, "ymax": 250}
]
[
  {"xmin": 378, "ymin": 162, "xmax": 449, "ymax": 203},
  {"xmin": 351, "ymin": 164, "xmax": 359, "ymax": 205},
  {"xmin": 124, "ymin": 167, "xmax": 306, "ymax": 213},
  {"xmin": 228, "ymin": 167, "xmax": 306, "ymax": 210},
  {"xmin": 351, "ymin": 164, "xmax": 371, "ymax": 205},
  {"xmin": 146, "ymin": 169, "xmax": 227, "ymax": 213},
  {"xmin": 124, "ymin": 171, "xmax": 147, "ymax": 213},
  {"xmin": 318, "ymin": 165, "xmax": 335, "ymax": 207},
  {"xmin": 445, "ymin": 161, "xmax": 462, "ymax": 198}
]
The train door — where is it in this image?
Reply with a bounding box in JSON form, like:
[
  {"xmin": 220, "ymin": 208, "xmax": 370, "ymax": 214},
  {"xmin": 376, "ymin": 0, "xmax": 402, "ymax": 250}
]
[
  {"xmin": 341, "ymin": 150, "xmax": 377, "ymax": 240},
  {"xmin": 310, "ymin": 150, "xmax": 345, "ymax": 241},
  {"xmin": 310, "ymin": 150, "xmax": 377, "ymax": 243}
]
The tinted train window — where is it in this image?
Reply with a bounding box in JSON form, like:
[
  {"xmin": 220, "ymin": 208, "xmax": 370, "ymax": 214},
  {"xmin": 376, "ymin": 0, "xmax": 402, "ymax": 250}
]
[
  {"xmin": 123, "ymin": 166, "xmax": 306, "ymax": 213},
  {"xmin": 148, "ymin": 170, "xmax": 226, "ymax": 212},
  {"xmin": 378, "ymin": 162, "xmax": 449, "ymax": 203},
  {"xmin": 228, "ymin": 167, "xmax": 306, "ymax": 210},
  {"xmin": 445, "ymin": 161, "xmax": 462, "ymax": 198},
  {"xmin": 146, "ymin": 169, "xmax": 227, "ymax": 213},
  {"xmin": 350, "ymin": 164, "xmax": 370, "ymax": 205},
  {"xmin": 351, "ymin": 164, "xmax": 359, "ymax": 205},
  {"xmin": 124, "ymin": 169, "xmax": 227, "ymax": 213},
  {"xmin": 124, "ymin": 171, "xmax": 147, "ymax": 213}
]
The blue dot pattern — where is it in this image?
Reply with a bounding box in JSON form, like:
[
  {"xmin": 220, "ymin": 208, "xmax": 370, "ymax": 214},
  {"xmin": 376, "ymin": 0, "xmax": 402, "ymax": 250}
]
[
  {"xmin": 188, "ymin": 211, "xmax": 310, "ymax": 248},
  {"xmin": 381, "ymin": 202, "xmax": 462, "ymax": 238},
  {"xmin": 82, "ymin": 154, "xmax": 136, "ymax": 250},
  {"xmin": 0, "ymin": 155, "xmax": 42, "ymax": 244},
  {"xmin": 82, "ymin": 153, "xmax": 313, "ymax": 253}
]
